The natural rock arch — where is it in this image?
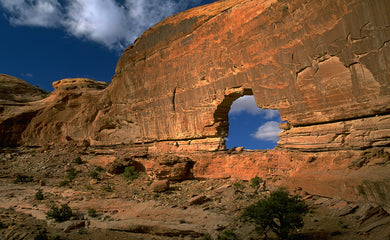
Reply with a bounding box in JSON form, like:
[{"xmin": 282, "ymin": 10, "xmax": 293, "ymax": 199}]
[
  {"xmin": 213, "ymin": 87, "xmax": 254, "ymax": 139},
  {"xmin": 101, "ymin": 0, "xmax": 390, "ymax": 151},
  {"xmin": 2, "ymin": 0, "xmax": 388, "ymax": 152}
]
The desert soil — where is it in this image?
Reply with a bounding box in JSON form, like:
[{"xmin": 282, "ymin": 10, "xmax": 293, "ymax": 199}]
[{"xmin": 0, "ymin": 146, "xmax": 389, "ymax": 240}]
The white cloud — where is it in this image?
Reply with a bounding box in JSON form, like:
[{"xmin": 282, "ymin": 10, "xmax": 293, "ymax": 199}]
[
  {"xmin": 230, "ymin": 95, "xmax": 261, "ymax": 115},
  {"xmin": 0, "ymin": 0, "xmax": 62, "ymax": 27},
  {"xmin": 263, "ymin": 109, "xmax": 279, "ymax": 119},
  {"xmin": 250, "ymin": 121, "xmax": 282, "ymax": 142},
  {"xmin": 64, "ymin": 0, "xmax": 129, "ymax": 49},
  {"xmin": 230, "ymin": 95, "xmax": 280, "ymax": 119},
  {"xmin": 0, "ymin": 0, "xmax": 203, "ymax": 50}
]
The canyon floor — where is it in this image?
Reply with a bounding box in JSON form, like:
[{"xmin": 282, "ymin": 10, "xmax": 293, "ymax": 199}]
[{"xmin": 0, "ymin": 147, "xmax": 389, "ymax": 240}]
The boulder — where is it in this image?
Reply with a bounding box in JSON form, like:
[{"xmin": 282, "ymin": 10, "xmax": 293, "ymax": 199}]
[
  {"xmin": 150, "ymin": 180, "xmax": 170, "ymax": 192},
  {"xmin": 149, "ymin": 155, "xmax": 194, "ymax": 181},
  {"xmin": 189, "ymin": 195, "xmax": 209, "ymax": 205}
]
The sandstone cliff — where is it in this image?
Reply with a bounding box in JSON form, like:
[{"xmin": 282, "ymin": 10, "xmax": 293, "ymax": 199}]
[
  {"xmin": 5, "ymin": 0, "xmax": 388, "ymax": 151},
  {"xmin": 21, "ymin": 78, "xmax": 109, "ymax": 146},
  {"xmin": 106, "ymin": 0, "xmax": 390, "ymax": 150}
]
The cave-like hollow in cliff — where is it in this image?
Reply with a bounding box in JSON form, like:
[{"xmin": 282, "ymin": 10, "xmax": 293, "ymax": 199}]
[{"xmin": 213, "ymin": 88, "xmax": 283, "ymax": 150}]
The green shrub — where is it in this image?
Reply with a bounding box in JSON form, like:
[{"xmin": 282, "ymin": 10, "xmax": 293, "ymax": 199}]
[
  {"xmin": 147, "ymin": 180, "xmax": 154, "ymax": 186},
  {"xmin": 88, "ymin": 208, "xmax": 97, "ymax": 218},
  {"xmin": 201, "ymin": 234, "xmax": 212, "ymax": 240},
  {"xmin": 14, "ymin": 174, "xmax": 33, "ymax": 184},
  {"xmin": 35, "ymin": 189, "xmax": 44, "ymax": 200},
  {"xmin": 46, "ymin": 204, "xmax": 73, "ymax": 222},
  {"xmin": 73, "ymin": 157, "xmax": 84, "ymax": 165},
  {"xmin": 95, "ymin": 166, "xmax": 105, "ymax": 172},
  {"xmin": 242, "ymin": 188, "xmax": 309, "ymax": 240},
  {"xmin": 250, "ymin": 176, "xmax": 263, "ymax": 188},
  {"xmin": 66, "ymin": 168, "xmax": 78, "ymax": 181},
  {"xmin": 123, "ymin": 166, "xmax": 139, "ymax": 183},
  {"xmin": 59, "ymin": 180, "xmax": 70, "ymax": 187},
  {"xmin": 103, "ymin": 184, "xmax": 114, "ymax": 192},
  {"xmin": 89, "ymin": 171, "xmax": 99, "ymax": 179},
  {"xmin": 233, "ymin": 182, "xmax": 244, "ymax": 190},
  {"xmin": 217, "ymin": 230, "xmax": 238, "ymax": 240}
]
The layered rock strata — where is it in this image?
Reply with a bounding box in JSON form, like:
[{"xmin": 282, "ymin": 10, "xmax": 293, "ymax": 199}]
[
  {"xmin": 3, "ymin": 0, "xmax": 388, "ymax": 151},
  {"xmin": 105, "ymin": 0, "xmax": 390, "ymax": 151}
]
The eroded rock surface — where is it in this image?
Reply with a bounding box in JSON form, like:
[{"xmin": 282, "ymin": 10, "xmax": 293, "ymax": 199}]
[
  {"xmin": 0, "ymin": 74, "xmax": 48, "ymax": 146},
  {"xmin": 106, "ymin": 0, "xmax": 390, "ymax": 150},
  {"xmin": 1, "ymin": 0, "xmax": 389, "ymax": 151},
  {"xmin": 1, "ymin": 1, "xmax": 390, "ymax": 232}
]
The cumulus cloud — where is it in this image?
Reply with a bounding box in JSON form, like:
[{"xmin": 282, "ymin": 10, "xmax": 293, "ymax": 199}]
[
  {"xmin": 250, "ymin": 121, "xmax": 282, "ymax": 142},
  {"xmin": 0, "ymin": 0, "xmax": 202, "ymax": 50},
  {"xmin": 230, "ymin": 95, "xmax": 280, "ymax": 119},
  {"xmin": 0, "ymin": 0, "xmax": 62, "ymax": 27}
]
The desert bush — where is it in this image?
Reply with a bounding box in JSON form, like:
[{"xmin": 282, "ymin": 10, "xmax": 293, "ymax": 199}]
[
  {"xmin": 66, "ymin": 167, "xmax": 78, "ymax": 181},
  {"xmin": 95, "ymin": 166, "xmax": 105, "ymax": 172},
  {"xmin": 14, "ymin": 174, "xmax": 33, "ymax": 184},
  {"xmin": 123, "ymin": 166, "xmax": 139, "ymax": 183},
  {"xmin": 59, "ymin": 180, "xmax": 70, "ymax": 187},
  {"xmin": 103, "ymin": 184, "xmax": 114, "ymax": 192},
  {"xmin": 88, "ymin": 208, "xmax": 97, "ymax": 218},
  {"xmin": 35, "ymin": 189, "xmax": 44, "ymax": 200},
  {"xmin": 89, "ymin": 171, "xmax": 99, "ymax": 179},
  {"xmin": 201, "ymin": 234, "xmax": 212, "ymax": 240},
  {"xmin": 242, "ymin": 188, "xmax": 308, "ymax": 240},
  {"xmin": 73, "ymin": 157, "xmax": 84, "ymax": 165},
  {"xmin": 250, "ymin": 176, "xmax": 263, "ymax": 188},
  {"xmin": 46, "ymin": 204, "xmax": 73, "ymax": 222},
  {"xmin": 233, "ymin": 182, "xmax": 244, "ymax": 190},
  {"xmin": 217, "ymin": 229, "xmax": 238, "ymax": 240}
]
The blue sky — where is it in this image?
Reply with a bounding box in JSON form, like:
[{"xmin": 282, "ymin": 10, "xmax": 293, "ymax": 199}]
[
  {"xmin": 0, "ymin": 0, "xmax": 282, "ymax": 149},
  {"xmin": 227, "ymin": 96, "xmax": 282, "ymax": 150}
]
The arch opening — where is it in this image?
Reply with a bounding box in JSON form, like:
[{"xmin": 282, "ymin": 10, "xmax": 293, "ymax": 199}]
[{"xmin": 226, "ymin": 95, "xmax": 283, "ymax": 150}]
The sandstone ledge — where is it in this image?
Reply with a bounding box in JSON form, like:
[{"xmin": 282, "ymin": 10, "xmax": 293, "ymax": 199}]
[{"xmin": 52, "ymin": 78, "xmax": 109, "ymax": 91}]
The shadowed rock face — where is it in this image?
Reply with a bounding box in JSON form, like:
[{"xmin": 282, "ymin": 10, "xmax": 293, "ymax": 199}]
[
  {"xmin": 0, "ymin": 74, "xmax": 48, "ymax": 104},
  {"xmin": 2, "ymin": 0, "xmax": 390, "ymax": 151},
  {"xmin": 0, "ymin": 74, "xmax": 48, "ymax": 146}
]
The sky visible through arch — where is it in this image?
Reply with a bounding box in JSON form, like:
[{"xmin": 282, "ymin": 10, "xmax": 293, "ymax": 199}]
[
  {"xmin": 0, "ymin": 0, "xmax": 282, "ymax": 149},
  {"xmin": 227, "ymin": 96, "xmax": 283, "ymax": 150}
]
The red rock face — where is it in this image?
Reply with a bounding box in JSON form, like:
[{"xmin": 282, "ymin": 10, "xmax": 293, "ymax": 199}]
[
  {"xmin": 20, "ymin": 78, "xmax": 110, "ymax": 146},
  {"xmin": 103, "ymin": 0, "xmax": 390, "ymax": 150},
  {"xmin": 1, "ymin": 0, "xmax": 389, "ymax": 151}
]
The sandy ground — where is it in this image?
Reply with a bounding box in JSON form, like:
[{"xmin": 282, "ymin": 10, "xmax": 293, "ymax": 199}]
[{"xmin": 0, "ymin": 147, "xmax": 389, "ymax": 239}]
